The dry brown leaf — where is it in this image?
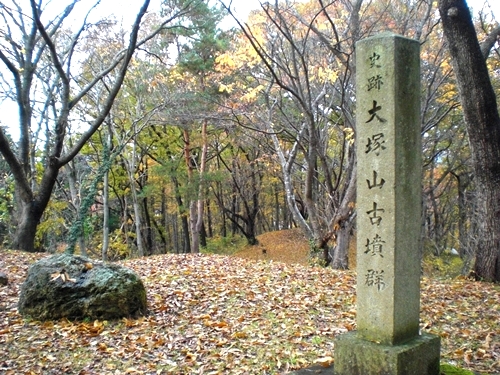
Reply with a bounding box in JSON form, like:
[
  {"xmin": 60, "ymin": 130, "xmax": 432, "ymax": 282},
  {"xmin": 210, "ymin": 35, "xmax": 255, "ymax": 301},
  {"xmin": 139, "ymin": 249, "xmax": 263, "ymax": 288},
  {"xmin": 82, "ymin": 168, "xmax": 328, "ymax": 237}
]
[{"xmin": 0, "ymin": 242, "xmax": 498, "ymax": 375}]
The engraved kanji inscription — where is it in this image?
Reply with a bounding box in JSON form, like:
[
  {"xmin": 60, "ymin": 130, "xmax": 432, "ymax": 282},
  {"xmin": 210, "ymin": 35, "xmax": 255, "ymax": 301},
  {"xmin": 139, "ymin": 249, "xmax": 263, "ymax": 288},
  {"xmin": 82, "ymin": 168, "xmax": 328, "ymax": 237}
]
[
  {"xmin": 365, "ymin": 100, "xmax": 386, "ymax": 123},
  {"xmin": 369, "ymin": 52, "xmax": 381, "ymax": 68},
  {"xmin": 365, "ymin": 133, "xmax": 386, "ymax": 155},
  {"xmin": 365, "ymin": 234, "xmax": 385, "ymax": 257},
  {"xmin": 367, "ymin": 202, "xmax": 385, "ymax": 226},
  {"xmin": 367, "ymin": 74, "xmax": 384, "ymax": 91},
  {"xmin": 365, "ymin": 269, "xmax": 385, "ymax": 291},
  {"xmin": 367, "ymin": 170, "xmax": 386, "ymax": 189}
]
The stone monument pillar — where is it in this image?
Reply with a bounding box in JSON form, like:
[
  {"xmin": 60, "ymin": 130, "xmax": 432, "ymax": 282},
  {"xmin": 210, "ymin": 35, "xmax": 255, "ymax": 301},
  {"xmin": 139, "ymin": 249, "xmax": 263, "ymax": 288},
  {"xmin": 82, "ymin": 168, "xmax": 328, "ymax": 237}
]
[{"xmin": 334, "ymin": 33, "xmax": 440, "ymax": 375}]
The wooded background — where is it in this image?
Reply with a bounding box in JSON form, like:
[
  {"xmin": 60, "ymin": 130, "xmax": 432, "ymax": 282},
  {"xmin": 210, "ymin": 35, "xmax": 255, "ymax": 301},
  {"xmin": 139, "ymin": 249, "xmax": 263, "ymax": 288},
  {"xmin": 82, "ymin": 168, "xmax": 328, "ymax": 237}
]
[{"xmin": 0, "ymin": 0, "xmax": 499, "ymax": 280}]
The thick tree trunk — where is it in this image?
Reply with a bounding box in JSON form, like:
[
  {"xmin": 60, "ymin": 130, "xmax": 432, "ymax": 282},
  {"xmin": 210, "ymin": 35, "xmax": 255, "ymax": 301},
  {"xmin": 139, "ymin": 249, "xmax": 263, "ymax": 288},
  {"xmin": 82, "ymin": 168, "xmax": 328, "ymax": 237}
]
[
  {"xmin": 12, "ymin": 199, "xmax": 43, "ymax": 252},
  {"xmin": 439, "ymin": 0, "xmax": 500, "ymax": 282},
  {"xmin": 474, "ymin": 186, "xmax": 500, "ymax": 281},
  {"xmin": 330, "ymin": 221, "xmax": 353, "ymax": 269},
  {"xmin": 11, "ymin": 160, "xmax": 59, "ymax": 252}
]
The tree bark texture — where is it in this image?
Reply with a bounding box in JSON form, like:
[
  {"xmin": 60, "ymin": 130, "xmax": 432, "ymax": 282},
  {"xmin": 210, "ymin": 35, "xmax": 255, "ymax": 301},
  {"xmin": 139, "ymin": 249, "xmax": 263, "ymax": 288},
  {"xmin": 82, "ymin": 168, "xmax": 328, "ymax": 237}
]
[
  {"xmin": 12, "ymin": 198, "xmax": 44, "ymax": 252},
  {"xmin": 439, "ymin": 0, "xmax": 500, "ymax": 282}
]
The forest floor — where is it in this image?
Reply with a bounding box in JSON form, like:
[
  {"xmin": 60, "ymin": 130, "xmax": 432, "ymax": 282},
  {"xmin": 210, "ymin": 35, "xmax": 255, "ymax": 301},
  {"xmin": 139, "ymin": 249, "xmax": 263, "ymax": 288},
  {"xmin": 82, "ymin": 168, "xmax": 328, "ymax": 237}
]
[{"xmin": 0, "ymin": 229, "xmax": 499, "ymax": 374}]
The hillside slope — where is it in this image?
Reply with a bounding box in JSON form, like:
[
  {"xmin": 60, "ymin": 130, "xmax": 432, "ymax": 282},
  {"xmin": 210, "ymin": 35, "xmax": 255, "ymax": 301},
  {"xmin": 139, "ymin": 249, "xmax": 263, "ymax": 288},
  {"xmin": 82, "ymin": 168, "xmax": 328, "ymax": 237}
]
[{"xmin": 233, "ymin": 228, "xmax": 310, "ymax": 265}]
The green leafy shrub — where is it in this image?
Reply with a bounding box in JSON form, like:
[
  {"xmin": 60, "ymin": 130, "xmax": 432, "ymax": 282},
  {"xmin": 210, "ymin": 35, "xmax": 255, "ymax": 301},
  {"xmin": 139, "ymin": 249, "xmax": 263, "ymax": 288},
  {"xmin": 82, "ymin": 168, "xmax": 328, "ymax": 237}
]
[{"xmin": 423, "ymin": 253, "xmax": 464, "ymax": 279}]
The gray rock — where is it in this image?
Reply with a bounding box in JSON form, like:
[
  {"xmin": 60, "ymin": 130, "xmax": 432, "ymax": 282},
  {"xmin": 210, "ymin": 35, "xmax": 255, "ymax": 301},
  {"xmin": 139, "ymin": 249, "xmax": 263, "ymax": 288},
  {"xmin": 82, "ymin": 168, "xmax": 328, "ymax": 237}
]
[
  {"xmin": 18, "ymin": 254, "xmax": 147, "ymax": 320},
  {"xmin": 0, "ymin": 271, "xmax": 7, "ymax": 286}
]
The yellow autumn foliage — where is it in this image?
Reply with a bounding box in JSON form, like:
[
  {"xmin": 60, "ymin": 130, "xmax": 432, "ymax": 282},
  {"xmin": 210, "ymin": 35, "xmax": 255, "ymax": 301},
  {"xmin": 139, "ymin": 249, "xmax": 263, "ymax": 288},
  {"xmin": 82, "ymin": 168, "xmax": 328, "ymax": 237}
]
[{"xmin": 241, "ymin": 84, "xmax": 265, "ymax": 102}]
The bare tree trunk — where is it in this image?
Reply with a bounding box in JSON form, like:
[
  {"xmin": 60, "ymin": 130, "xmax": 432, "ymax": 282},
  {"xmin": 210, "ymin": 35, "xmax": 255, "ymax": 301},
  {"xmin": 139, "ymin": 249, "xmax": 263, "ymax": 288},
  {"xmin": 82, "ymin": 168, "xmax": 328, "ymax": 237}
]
[
  {"xmin": 269, "ymin": 125, "xmax": 313, "ymax": 238},
  {"xmin": 195, "ymin": 120, "xmax": 208, "ymax": 249},
  {"xmin": 189, "ymin": 200, "xmax": 200, "ymax": 253},
  {"xmin": 122, "ymin": 195, "xmax": 131, "ymax": 249},
  {"xmin": 439, "ymin": 0, "xmax": 500, "ymax": 282},
  {"xmin": 274, "ymin": 185, "xmax": 280, "ymax": 231},
  {"xmin": 101, "ymin": 122, "xmax": 113, "ymax": 261},
  {"xmin": 142, "ymin": 196, "xmax": 153, "ymax": 255},
  {"xmin": 131, "ymin": 193, "xmax": 145, "ymax": 257},
  {"xmin": 181, "ymin": 215, "xmax": 190, "ymax": 253},
  {"xmin": 183, "ymin": 122, "xmax": 207, "ymax": 254},
  {"xmin": 330, "ymin": 221, "xmax": 353, "ymax": 269},
  {"xmin": 12, "ymin": 200, "xmax": 43, "ymax": 251},
  {"xmin": 171, "ymin": 174, "xmax": 190, "ymax": 253},
  {"xmin": 102, "ymin": 167, "xmax": 110, "ymax": 261},
  {"xmin": 330, "ymin": 164, "xmax": 356, "ymax": 269},
  {"xmin": 126, "ymin": 141, "xmax": 145, "ymax": 257},
  {"xmin": 161, "ymin": 191, "xmax": 169, "ymax": 254},
  {"xmin": 8, "ymin": 150, "xmax": 58, "ymax": 252},
  {"xmin": 206, "ymin": 198, "xmax": 213, "ymax": 238},
  {"xmin": 183, "ymin": 129, "xmax": 198, "ymax": 253},
  {"xmin": 66, "ymin": 161, "xmax": 87, "ymax": 257}
]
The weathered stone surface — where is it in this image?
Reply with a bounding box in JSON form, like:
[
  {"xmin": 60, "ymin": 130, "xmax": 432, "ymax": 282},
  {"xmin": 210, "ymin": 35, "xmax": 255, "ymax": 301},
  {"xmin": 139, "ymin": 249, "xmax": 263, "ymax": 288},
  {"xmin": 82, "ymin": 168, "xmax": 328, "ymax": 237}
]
[
  {"xmin": 18, "ymin": 254, "xmax": 147, "ymax": 320},
  {"xmin": 334, "ymin": 332, "xmax": 441, "ymax": 375},
  {"xmin": 0, "ymin": 271, "xmax": 8, "ymax": 286},
  {"xmin": 334, "ymin": 33, "xmax": 440, "ymax": 374},
  {"xmin": 355, "ymin": 32, "xmax": 422, "ymax": 345}
]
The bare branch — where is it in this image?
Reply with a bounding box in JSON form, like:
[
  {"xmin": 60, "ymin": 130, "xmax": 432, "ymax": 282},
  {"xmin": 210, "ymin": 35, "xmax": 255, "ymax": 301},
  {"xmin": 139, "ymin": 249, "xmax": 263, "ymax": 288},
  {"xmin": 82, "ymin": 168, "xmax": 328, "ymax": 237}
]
[
  {"xmin": 68, "ymin": 7, "xmax": 192, "ymax": 109},
  {"xmin": 29, "ymin": 0, "xmax": 75, "ymax": 86},
  {"xmin": 58, "ymin": 0, "xmax": 152, "ymax": 166},
  {"xmin": 0, "ymin": 127, "xmax": 31, "ymax": 201},
  {"xmin": 480, "ymin": 25, "xmax": 500, "ymax": 59}
]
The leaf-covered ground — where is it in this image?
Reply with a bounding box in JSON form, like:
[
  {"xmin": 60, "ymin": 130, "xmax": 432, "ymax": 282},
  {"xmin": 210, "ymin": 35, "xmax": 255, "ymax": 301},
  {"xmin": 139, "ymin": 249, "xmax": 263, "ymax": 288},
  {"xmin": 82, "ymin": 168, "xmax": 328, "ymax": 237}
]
[{"xmin": 0, "ymin": 243, "xmax": 499, "ymax": 374}]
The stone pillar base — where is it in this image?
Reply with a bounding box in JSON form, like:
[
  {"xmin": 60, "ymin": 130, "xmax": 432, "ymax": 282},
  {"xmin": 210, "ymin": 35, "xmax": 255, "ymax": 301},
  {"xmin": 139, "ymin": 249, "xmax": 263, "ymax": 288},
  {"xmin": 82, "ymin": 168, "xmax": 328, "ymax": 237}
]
[{"xmin": 334, "ymin": 331, "xmax": 440, "ymax": 375}]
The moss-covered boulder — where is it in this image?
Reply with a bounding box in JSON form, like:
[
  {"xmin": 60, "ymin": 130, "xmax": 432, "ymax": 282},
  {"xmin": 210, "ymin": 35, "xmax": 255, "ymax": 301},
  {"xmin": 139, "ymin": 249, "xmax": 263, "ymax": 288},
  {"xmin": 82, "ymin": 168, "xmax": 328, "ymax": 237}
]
[{"xmin": 18, "ymin": 254, "xmax": 147, "ymax": 320}]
